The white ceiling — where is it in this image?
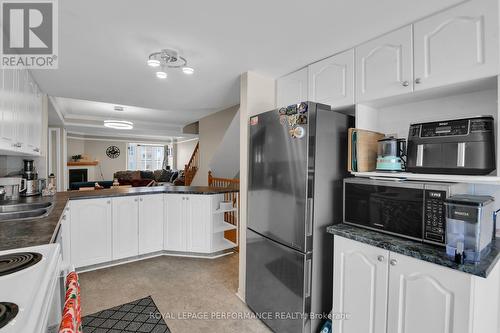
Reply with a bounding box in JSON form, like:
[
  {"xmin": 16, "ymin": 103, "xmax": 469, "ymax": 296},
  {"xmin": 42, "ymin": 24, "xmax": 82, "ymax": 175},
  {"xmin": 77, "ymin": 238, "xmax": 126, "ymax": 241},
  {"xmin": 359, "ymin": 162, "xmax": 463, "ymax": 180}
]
[{"xmin": 36, "ymin": 0, "xmax": 463, "ymax": 137}]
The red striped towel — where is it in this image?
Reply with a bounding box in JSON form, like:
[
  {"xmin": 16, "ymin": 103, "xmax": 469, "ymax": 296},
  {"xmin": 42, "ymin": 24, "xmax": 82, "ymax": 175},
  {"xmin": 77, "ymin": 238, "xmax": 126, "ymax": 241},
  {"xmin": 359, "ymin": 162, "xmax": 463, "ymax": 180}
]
[{"xmin": 58, "ymin": 271, "xmax": 82, "ymax": 333}]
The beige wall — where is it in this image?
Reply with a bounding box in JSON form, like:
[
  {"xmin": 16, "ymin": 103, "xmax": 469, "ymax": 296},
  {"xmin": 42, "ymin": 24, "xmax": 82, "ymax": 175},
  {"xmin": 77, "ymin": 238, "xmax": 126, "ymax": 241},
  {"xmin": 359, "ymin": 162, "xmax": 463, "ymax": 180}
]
[
  {"xmin": 67, "ymin": 138, "xmax": 127, "ymax": 180},
  {"xmin": 238, "ymin": 72, "xmax": 276, "ymax": 300},
  {"xmin": 176, "ymin": 139, "xmax": 198, "ymax": 170},
  {"xmin": 191, "ymin": 105, "xmax": 239, "ymax": 186}
]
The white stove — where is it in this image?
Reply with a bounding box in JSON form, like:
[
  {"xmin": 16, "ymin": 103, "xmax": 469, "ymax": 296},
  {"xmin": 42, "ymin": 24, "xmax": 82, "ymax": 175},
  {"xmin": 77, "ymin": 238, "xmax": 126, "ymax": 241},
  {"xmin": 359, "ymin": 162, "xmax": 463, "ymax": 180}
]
[{"xmin": 0, "ymin": 244, "xmax": 62, "ymax": 333}]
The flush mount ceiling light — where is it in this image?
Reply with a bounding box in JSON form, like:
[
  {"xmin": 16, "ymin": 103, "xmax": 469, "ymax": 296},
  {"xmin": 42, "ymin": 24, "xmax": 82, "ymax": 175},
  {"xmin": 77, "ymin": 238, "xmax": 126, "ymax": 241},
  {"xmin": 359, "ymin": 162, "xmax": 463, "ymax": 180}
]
[
  {"xmin": 147, "ymin": 48, "xmax": 194, "ymax": 79},
  {"xmin": 104, "ymin": 120, "xmax": 133, "ymax": 130}
]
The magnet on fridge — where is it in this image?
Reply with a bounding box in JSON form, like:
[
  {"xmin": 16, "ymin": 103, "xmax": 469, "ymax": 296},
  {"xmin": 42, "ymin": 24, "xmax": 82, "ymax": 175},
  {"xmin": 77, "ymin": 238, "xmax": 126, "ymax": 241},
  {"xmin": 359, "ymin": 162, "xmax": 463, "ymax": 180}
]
[
  {"xmin": 250, "ymin": 116, "xmax": 259, "ymax": 126},
  {"xmin": 287, "ymin": 114, "xmax": 298, "ymax": 127},
  {"xmin": 286, "ymin": 104, "xmax": 298, "ymax": 115},
  {"xmin": 279, "ymin": 115, "xmax": 287, "ymax": 125},
  {"xmin": 278, "ymin": 107, "xmax": 287, "ymax": 115},
  {"xmin": 297, "ymin": 114, "xmax": 308, "ymax": 125},
  {"xmin": 293, "ymin": 126, "xmax": 306, "ymax": 138},
  {"xmin": 298, "ymin": 102, "xmax": 308, "ymax": 113}
]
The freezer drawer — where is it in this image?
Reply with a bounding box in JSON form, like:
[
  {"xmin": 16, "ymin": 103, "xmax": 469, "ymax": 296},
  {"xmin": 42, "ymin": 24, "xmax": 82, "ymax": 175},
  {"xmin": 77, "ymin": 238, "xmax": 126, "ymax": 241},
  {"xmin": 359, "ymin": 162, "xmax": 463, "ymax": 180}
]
[{"xmin": 246, "ymin": 229, "xmax": 311, "ymax": 333}]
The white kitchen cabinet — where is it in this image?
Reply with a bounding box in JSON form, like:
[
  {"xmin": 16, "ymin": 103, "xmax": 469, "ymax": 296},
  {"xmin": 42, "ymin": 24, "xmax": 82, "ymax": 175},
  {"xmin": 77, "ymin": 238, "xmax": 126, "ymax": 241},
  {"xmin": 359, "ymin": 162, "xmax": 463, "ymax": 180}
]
[
  {"xmin": 414, "ymin": 0, "xmax": 498, "ymax": 91},
  {"xmin": 308, "ymin": 49, "xmax": 355, "ymax": 109},
  {"xmin": 333, "ymin": 236, "xmax": 500, "ymax": 333},
  {"xmin": 70, "ymin": 198, "xmax": 112, "ymax": 268},
  {"xmin": 386, "ymin": 252, "xmax": 471, "ymax": 333},
  {"xmin": 55, "ymin": 206, "xmax": 71, "ymax": 268},
  {"xmin": 356, "ymin": 25, "xmax": 413, "ymax": 102},
  {"xmin": 185, "ymin": 195, "xmax": 211, "ymax": 253},
  {"xmin": 0, "ymin": 67, "xmax": 42, "ymax": 155},
  {"xmin": 164, "ymin": 194, "xmax": 213, "ymax": 253},
  {"xmin": 333, "ymin": 237, "xmax": 389, "ymax": 333},
  {"xmin": 164, "ymin": 194, "xmax": 186, "ymax": 251},
  {"xmin": 276, "ymin": 67, "xmax": 308, "ymax": 107},
  {"xmin": 112, "ymin": 196, "xmax": 139, "ymax": 260},
  {"xmin": 138, "ymin": 194, "xmax": 164, "ymax": 254}
]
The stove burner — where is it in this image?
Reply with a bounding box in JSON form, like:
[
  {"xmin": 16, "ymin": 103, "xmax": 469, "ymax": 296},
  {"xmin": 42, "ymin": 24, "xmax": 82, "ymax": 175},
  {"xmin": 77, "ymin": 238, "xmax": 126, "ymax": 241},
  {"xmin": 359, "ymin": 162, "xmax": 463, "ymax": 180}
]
[
  {"xmin": 0, "ymin": 252, "xmax": 42, "ymax": 276},
  {"xmin": 0, "ymin": 302, "xmax": 18, "ymax": 329}
]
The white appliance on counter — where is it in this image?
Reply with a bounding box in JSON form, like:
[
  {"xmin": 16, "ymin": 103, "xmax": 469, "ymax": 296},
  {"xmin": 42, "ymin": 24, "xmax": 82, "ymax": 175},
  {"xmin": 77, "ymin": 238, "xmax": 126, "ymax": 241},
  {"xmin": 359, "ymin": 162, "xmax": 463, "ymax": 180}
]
[{"xmin": 0, "ymin": 244, "xmax": 64, "ymax": 333}]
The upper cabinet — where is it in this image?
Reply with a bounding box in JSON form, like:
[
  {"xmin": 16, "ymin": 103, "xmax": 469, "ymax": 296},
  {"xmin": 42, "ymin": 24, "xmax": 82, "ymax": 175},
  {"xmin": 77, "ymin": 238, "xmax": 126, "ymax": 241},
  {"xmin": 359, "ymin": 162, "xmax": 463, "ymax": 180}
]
[
  {"xmin": 0, "ymin": 68, "xmax": 42, "ymax": 156},
  {"xmin": 308, "ymin": 49, "xmax": 355, "ymax": 109},
  {"xmin": 356, "ymin": 25, "xmax": 414, "ymax": 103},
  {"xmin": 414, "ymin": 0, "xmax": 498, "ymax": 91},
  {"xmin": 276, "ymin": 67, "xmax": 308, "ymax": 107}
]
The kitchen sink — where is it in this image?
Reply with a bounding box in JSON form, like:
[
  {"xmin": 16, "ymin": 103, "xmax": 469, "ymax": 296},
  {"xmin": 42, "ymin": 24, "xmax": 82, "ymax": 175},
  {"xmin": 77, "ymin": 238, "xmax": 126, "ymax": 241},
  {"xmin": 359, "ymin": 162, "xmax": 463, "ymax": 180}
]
[{"xmin": 0, "ymin": 201, "xmax": 54, "ymax": 222}]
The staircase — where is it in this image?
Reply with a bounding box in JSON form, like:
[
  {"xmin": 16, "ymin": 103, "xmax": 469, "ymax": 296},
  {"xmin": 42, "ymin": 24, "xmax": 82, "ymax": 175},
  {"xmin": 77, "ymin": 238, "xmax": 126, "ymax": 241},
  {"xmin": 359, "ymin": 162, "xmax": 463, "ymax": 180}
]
[{"xmin": 184, "ymin": 142, "xmax": 199, "ymax": 186}]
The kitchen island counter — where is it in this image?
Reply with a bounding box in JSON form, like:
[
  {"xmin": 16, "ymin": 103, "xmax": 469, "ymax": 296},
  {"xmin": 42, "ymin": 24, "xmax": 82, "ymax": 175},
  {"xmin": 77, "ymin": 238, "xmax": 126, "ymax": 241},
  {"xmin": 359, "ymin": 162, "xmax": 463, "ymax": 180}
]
[{"xmin": 0, "ymin": 185, "xmax": 238, "ymax": 251}]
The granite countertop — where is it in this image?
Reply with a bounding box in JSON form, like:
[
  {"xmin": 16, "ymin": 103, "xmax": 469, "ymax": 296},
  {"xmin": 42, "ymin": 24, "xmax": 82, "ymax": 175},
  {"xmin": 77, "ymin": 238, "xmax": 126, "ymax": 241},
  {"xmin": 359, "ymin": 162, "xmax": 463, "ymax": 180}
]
[
  {"xmin": 327, "ymin": 224, "xmax": 500, "ymax": 278},
  {"xmin": 0, "ymin": 185, "xmax": 238, "ymax": 251}
]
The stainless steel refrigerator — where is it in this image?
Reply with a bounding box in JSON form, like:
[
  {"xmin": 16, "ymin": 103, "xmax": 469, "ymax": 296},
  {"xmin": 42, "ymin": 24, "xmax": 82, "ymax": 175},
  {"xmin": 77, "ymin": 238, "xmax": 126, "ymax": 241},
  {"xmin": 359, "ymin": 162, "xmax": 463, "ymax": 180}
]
[{"xmin": 246, "ymin": 102, "xmax": 351, "ymax": 333}]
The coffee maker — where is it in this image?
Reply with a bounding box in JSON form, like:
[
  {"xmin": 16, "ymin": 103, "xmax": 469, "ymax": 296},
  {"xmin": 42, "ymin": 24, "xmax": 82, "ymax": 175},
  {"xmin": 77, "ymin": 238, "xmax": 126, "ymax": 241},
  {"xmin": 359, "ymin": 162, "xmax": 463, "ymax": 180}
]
[{"xmin": 21, "ymin": 160, "xmax": 45, "ymax": 197}]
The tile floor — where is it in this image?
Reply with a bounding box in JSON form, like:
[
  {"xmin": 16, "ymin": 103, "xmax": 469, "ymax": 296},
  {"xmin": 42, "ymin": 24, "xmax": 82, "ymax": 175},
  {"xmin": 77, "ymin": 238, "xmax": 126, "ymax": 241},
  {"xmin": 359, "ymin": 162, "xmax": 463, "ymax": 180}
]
[{"xmin": 79, "ymin": 253, "xmax": 271, "ymax": 333}]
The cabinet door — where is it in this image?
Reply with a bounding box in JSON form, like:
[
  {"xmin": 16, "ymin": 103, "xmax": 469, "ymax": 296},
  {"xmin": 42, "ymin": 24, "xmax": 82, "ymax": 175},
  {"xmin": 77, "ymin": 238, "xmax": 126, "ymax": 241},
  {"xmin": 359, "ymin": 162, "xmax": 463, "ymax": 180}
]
[
  {"xmin": 414, "ymin": 0, "xmax": 498, "ymax": 91},
  {"xmin": 112, "ymin": 196, "xmax": 139, "ymax": 260},
  {"xmin": 356, "ymin": 26, "xmax": 413, "ymax": 102},
  {"xmin": 164, "ymin": 194, "xmax": 186, "ymax": 251},
  {"xmin": 138, "ymin": 194, "xmax": 164, "ymax": 255},
  {"xmin": 1, "ymin": 69, "xmax": 15, "ymax": 147},
  {"xmin": 308, "ymin": 49, "xmax": 355, "ymax": 108},
  {"xmin": 70, "ymin": 198, "xmax": 112, "ymax": 268},
  {"xmin": 276, "ymin": 67, "xmax": 308, "ymax": 107},
  {"xmin": 185, "ymin": 195, "xmax": 210, "ymax": 253},
  {"xmin": 333, "ymin": 236, "xmax": 389, "ymax": 333},
  {"xmin": 387, "ymin": 252, "xmax": 471, "ymax": 333}
]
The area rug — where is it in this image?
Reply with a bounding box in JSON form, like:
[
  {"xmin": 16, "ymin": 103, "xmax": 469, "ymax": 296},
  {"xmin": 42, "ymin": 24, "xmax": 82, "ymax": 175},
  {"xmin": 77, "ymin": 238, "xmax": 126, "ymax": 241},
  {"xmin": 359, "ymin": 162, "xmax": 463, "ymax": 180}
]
[{"xmin": 82, "ymin": 296, "xmax": 171, "ymax": 333}]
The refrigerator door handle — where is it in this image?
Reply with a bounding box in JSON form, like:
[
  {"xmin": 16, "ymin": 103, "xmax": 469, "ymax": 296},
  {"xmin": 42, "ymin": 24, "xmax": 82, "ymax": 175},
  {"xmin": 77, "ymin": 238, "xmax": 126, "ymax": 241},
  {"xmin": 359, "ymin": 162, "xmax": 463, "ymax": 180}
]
[
  {"xmin": 306, "ymin": 198, "xmax": 313, "ymax": 236},
  {"xmin": 304, "ymin": 259, "xmax": 312, "ymax": 298}
]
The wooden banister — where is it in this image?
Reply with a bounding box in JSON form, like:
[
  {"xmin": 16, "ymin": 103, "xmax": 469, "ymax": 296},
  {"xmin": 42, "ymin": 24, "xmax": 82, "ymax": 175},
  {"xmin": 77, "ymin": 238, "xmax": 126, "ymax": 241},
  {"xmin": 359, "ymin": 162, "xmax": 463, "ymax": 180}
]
[
  {"xmin": 184, "ymin": 142, "xmax": 200, "ymax": 186},
  {"xmin": 208, "ymin": 171, "xmax": 240, "ymax": 249}
]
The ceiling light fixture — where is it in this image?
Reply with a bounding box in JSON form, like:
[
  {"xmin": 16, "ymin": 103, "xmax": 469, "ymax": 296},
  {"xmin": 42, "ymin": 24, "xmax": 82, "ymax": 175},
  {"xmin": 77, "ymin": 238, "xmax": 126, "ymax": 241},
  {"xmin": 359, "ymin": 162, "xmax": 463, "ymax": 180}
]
[
  {"xmin": 147, "ymin": 48, "xmax": 194, "ymax": 79},
  {"xmin": 104, "ymin": 120, "xmax": 134, "ymax": 130},
  {"xmin": 182, "ymin": 66, "xmax": 194, "ymax": 75},
  {"xmin": 147, "ymin": 59, "xmax": 161, "ymax": 67},
  {"xmin": 156, "ymin": 70, "xmax": 167, "ymax": 79}
]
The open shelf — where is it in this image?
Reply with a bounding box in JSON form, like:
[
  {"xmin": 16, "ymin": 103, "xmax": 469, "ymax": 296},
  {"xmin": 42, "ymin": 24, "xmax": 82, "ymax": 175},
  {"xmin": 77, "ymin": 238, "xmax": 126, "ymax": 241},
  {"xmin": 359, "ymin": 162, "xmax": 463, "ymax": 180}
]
[
  {"xmin": 213, "ymin": 208, "xmax": 237, "ymax": 214},
  {"xmin": 351, "ymin": 171, "xmax": 500, "ymax": 184},
  {"xmin": 212, "ymin": 237, "xmax": 237, "ymax": 252},
  {"xmin": 213, "ymin": 221, "xmax": 238, "ymax": 233}
]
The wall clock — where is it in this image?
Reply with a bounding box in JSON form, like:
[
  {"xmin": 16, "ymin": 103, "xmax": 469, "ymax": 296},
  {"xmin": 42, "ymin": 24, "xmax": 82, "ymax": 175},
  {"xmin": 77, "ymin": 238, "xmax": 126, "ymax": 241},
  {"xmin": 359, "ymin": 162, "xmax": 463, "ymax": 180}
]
[{"xmin": 106, "ymin": 146, "xmax": 120, "ymax": 159}]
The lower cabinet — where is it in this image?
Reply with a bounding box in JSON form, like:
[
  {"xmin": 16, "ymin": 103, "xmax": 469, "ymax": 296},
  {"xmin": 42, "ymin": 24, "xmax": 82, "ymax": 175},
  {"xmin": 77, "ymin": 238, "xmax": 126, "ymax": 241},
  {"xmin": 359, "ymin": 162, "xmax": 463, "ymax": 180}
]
[
  {"xmin": 164, "ymin": 194, "xmax": 211, "ymax": 253},
  {"xmin": 333, "ymin": 236, "xmax": 500, "ymax": 333},
  {"xmin": 70, "ymin": 198, "xmax": 112, "ymax": 268},
  {"xmin": 112, "ymin": 196, "xmax": 139, "ymax": 260},
  {"xmin": 332, "ymin": 236, "xmax": 389, "ymax": 333},
  {"xmin": 138, "ymin": 194, "xmax": 164, "ymax": 254}
]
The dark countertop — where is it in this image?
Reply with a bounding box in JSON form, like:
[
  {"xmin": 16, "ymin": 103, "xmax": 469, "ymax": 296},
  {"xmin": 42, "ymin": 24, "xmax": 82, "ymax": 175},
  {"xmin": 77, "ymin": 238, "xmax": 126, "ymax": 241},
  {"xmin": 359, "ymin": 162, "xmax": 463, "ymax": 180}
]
[
  {"xmin": 0, "ymin": 186, "xmax": 238, "ymax": 251},
  {"xmin": 327, "ymin": 224, "xmax": 500, "ymax": 278}
]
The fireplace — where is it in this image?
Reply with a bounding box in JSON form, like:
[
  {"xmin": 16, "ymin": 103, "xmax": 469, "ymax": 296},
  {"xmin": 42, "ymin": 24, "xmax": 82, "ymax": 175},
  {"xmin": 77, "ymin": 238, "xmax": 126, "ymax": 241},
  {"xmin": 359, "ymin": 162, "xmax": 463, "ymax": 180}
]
[{"xmin": 69, "ymin": 169, "xmax": 88, "ymax": 186}]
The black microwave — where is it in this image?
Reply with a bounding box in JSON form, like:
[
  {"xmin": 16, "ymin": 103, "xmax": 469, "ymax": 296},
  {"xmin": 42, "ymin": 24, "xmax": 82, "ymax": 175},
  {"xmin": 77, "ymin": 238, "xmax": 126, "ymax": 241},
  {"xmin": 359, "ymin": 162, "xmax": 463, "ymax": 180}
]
[{"xmin": 343, "ymin": 178, "xmax": 468, "ymax": 245}]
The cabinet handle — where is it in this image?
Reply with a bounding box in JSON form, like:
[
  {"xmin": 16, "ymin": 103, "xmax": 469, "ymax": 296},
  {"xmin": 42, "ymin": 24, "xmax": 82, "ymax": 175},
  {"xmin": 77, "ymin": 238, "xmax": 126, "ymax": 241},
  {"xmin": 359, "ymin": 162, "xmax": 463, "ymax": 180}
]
[
  {"xmin": 401, "ymin": 81, "xmax": 409, "ymax": 87},
  {"xmin": 62, "ymin": 215, "xmax": 66, "ymax": 220},
  {"xmin": 33, "ymin": 148, "xmax": 40, "ymax": 152},
  {"xmin": 140, "ymin": 198, "xmax": 143, "ymax": 202},
  {"xmin": 390, "ymin": 259, "xmax": 398, "ymax": 266},
  {"xmin": 377, "ymin": 255, "xmax": 385, "ymax": 262},
  {"xmin": 134, "ymin": 198, "xmax": 138, "ymax": 202},
  {"xmin": 107, "ymin": 200, "xmax": 111, "ymax": 204},
  {"xmin": 415, "ymin": 78, "xmax": 422, "ymax": 84}
]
